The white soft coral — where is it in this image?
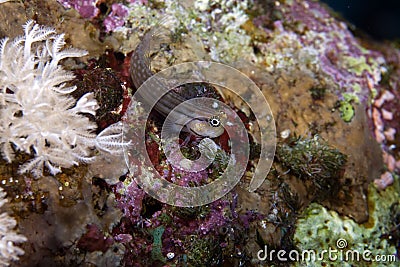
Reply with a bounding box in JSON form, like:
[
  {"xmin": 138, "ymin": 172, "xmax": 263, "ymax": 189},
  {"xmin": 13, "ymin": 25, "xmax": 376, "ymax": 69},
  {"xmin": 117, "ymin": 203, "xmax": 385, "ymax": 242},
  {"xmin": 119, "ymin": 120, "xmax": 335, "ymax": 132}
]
[
  {"xmin": 0, "ymin": 21, "xmax": 129, "ymax": 177},
  {"xmin": 0, "ymin": 187, "xmax": 26, "ymax": 266}
]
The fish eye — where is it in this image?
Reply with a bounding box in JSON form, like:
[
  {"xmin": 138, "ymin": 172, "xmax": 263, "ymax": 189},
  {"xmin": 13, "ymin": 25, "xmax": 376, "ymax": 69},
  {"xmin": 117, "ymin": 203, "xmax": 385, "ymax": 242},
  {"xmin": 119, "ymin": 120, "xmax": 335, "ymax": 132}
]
[{"xmin": 209, "ymin": 116, "xmax": 221, "ymax": 127}]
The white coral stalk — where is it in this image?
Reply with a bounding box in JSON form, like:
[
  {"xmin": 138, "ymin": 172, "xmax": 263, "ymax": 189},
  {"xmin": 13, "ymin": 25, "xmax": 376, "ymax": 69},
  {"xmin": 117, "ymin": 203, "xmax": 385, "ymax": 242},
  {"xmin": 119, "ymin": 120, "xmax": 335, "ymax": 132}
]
[
  {"xmin": 71, "ymin": 92, "xmax": 99, "ymax": 115},
  {"xmin": 0, "ymin": 21, "xmax": 130, "ymax": 177},
  {"xmin": 0, "ymin": 188, "xmax": 26, "ymax": 266}
]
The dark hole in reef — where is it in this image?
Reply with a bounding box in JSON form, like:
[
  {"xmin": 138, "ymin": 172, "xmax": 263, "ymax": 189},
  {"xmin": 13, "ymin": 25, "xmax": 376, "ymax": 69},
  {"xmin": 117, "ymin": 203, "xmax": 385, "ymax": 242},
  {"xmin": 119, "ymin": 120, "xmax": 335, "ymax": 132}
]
[
  {"xmin": 92, "ymin": 176, "xmax": 109, "ymax": 189},
  {"xmin": 249, "ymin": 139, "xmax": 261, "ymax": 160},
  {"xmin": 253, "ymin": 45, "xmax": 262, "ymax": 55},
  {"xmin": 145, "ymin": 233, "xmax": 153, "ymax": 242},
  {"xmin": 310, "ymin": 87, "xmax": 326, "ymax": 101},
  {"xmin": 119, "ymin": 174, "xmax": 127, "ymax": 182},
  {"xmin": 141, "ymin": 197, "xmax": 163, "ymax": 218},
  {"xmin": 219, "ymin": 226, "xmax": 229, "ymax": 235},
  {"xmin": 99, "ymin": 3, "xmax": 108, "ymax": 14},
  {"xmin": 113, "ymin": 51, "xmax": 125, "ymax": 61}
]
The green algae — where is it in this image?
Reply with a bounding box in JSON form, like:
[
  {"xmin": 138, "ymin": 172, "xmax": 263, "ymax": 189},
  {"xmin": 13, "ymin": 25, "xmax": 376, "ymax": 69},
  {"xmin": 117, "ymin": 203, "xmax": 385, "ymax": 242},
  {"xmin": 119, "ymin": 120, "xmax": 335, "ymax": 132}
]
[
  {"xmin": 277, "ymin": 135, "xmax": 347, "ymax": 199},
  {"xmin": 186, "ymin": 236, "xmax": 221, "ymax": 266},
  {"xmin": 343, "ymin": 55, "xmax": 374, "ymax": 76},
  {"xmin": 293, "ymin": 176, "xmax": 399, "ymax": 267},
  {"xmin": 150, "ymin": 226, "xmax": 166, "ymax": 263}
]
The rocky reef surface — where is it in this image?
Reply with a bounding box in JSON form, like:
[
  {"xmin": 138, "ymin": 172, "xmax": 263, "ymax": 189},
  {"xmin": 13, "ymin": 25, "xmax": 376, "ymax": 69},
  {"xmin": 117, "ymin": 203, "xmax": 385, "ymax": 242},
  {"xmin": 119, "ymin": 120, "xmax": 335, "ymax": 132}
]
[{"xmin": 0, "ymin": 0, "xmax": 398, "ymax": 266}]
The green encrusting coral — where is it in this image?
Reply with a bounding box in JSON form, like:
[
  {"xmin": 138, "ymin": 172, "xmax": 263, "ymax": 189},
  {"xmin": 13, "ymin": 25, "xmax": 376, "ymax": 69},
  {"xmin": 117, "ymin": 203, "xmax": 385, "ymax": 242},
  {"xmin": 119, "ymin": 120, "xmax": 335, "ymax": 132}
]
[{"xmin": 294, "ymin": 176, "xmax": 399, "ymax": 267}]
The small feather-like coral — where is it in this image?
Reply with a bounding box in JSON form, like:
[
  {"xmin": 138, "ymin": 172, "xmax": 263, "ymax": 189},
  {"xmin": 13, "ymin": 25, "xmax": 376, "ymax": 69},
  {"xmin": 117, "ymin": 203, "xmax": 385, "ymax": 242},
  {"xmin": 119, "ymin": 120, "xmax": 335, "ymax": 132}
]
[
  {"xmin": 0, "ymin": 21, "xmax": 129, "ymax": 177},
  {"xmin": 0, "ymin": 187, "xmax": 26, "ymax": 266}
]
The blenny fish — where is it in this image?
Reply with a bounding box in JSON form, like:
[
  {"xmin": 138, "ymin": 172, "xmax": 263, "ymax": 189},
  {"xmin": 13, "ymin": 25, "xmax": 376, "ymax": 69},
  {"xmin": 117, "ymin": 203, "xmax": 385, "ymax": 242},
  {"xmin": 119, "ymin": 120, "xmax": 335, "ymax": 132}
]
[
  {"xmin": 129, "ymin": 24, "xmax": 277, "ymax": 194},
  {"xmin": 129, "ymin": 25, "xmax": 225, "ymax": 138}
]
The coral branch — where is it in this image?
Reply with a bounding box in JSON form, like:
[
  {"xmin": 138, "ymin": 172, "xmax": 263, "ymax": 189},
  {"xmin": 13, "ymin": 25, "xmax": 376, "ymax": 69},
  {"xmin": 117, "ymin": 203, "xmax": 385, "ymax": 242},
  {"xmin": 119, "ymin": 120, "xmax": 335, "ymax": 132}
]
[{"xmin": 0, "ymin": 21, "xmax": 129, "ymax": 177}]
